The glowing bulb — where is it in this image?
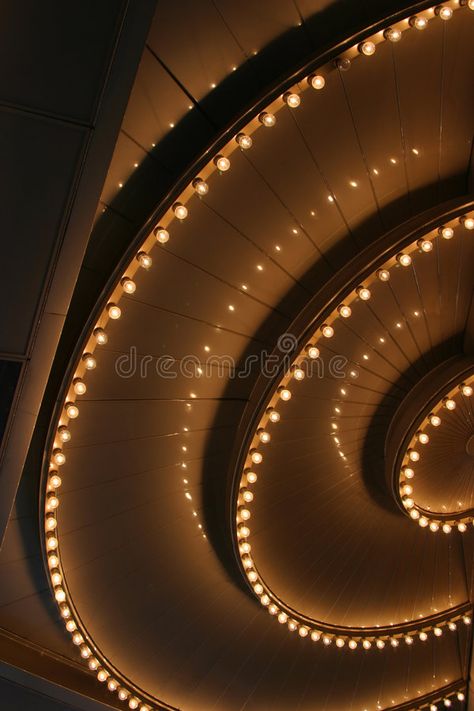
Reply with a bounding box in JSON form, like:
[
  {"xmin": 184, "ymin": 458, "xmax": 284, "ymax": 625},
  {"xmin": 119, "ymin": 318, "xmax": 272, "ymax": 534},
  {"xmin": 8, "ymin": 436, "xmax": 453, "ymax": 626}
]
[
  {"xmin": 435, "ymin": 5, "xmax": 453, "ymax": 20},
  {"xmin": 107, "ymin": 303, "xmax": 121, "ymax": 320},
  {"xmin": 410, "ymin": 15, "xmax": 428, "ymax": 29},
  {"xmin": 192, "ymin": 177, "xmax": 209, "ymax": 195},
  {"xmin": 238, "ymin": 506, "xmax": 251, "ymax": 521},
  {"xmin": 153, "ymin": 228, "xmax": 169, "ymax": 245},
  {"xmin": 348, "ymin": 640, "xmax": 357, "ymax": 649},
  {"xmin": 214, "ymin": 155, "xmax": 230, "ymax": 172},
  {"xmin": 65, "ymin": 401, "xmax": 79, "ymax": 419},
  {"xmin": 377, "ymin": 269, "xmax": 390, "ymax": 282},
  {"xmin": 293, "ymin": 367, "xmax": 305, "ymax": 381},
  {"xmin": 357, "ymin": 286, "xmax": 371, "ymax": 301},
  {"xmin": 402, "ymin": 484, "xmax": 413, "ymax": 496},
  {"xmin": 48, "ymin": 553, "xmax": 59, "ymax": 567},
  {"xmin": 72, "ymin": 378, "xmax": 86, "ymax": 395},
  {"xmin": 443, "ymin": 398, "xmax": 456, "ymax": 410},
  {"xmin": 118, "ymin": 688, "xmax": 129, "ymax": 701},
  {"xmin": 57, "ymin": 425, "xmax": 71, "ymax": 443},
  {"xmin": 417, "ymin": 431, "xmax": 429, "ymax": 444},
  {"xmin": 52, "ymin": 448, "xmax": 65, "ymax": 467},
  {"xmin": 246, "ymin": 471, "xmax": 258, "ymax": 484},
  {"xmin": 429, "ymin": 521, "xmax": 439, "ymax": 532},
  {"xmin": 279, "ymin": 387, "xmax": 291, "ymax": 401},
  {"xmin": 396, "ymin": 252, "xmax": 412, "ymax": 267},
  {"xmin": 402, "ymin": 465, "xmax": 414, "ymax": 479},
  {"xmin": 298, "ymin": 626, "xmax": 309, "ymax": 637},
  {"xmin": 443, "ymin": 700, "xmax": 451, "ymax": 708},
  {"xmin": 433, "ymin": 626, "xmax": 443, "ymax": 636},
  {"xmin": 309, "ymin": 74, "xmax": 325, "ymax": 90},
  {"xmin": 458, "ymin": 692, "xmax": 466, "ymax": 701},
  {"xmin": 82, "ymin": 353, "xmax": 96, "ymax": 370},
  {"xmin": 408, "ymin": 449, "xmax": 420, "ymax": 462},
  {"xmin": 458, "ymin": 522, "xmax": 467, "ymax": 532},
  {"xmin": 321, "ymin": 324, "xmax": 334, "ymax": 338},
  {"xmin": 97, "ymin": 669, "xmax": 108, "ymax": 682},
  {"xmin": 403, "ymin": 497, "xmax": 414, "ymax": 509},
  {"xmin": 173, "ymin": 202, "xmax": 188, "ymax": 220},
  {"xmin": 405, "ymin": 635, "xmax": 413, "ymax": 645},
  {"xmin": 306, "ymin": 344, "xmax": 320, "ymax": 359},
  {"xmin": 66, "ymin": 620, "xmax": 76, "ymax": 632},
  {"xmin": 267, "ymin": 408, "xmax": 280, "ymax": 423},
  {"xmin": 335, "ymin": 637, "xmax": 345, "ymax": 648},
  {"xmin": 136, "ymin": 251, "xmax": 152, "ymax": 268},
  {"xmin": 463, "ymin": 615, "xmax": 471, "ymax": 625},
  {"xmin": 410, "ymin": 509, "xmax": 420, "ymax": 520},
  {"xmin": 461, "ymin": 216, "xmax": 474, "ymax": 230},
  {"xmin": 418, "ymin": 238, "xmax": 433, "ymax": 252},
  {"xmin": 283, "ymin": 92, "xmax": 300, "ymax": 107},
  {"xmin": 259, "ymin": 111, "xmax": 276, "ymax": 127},
  {"xmin": 93, "ymin": 327, "xmax": 108, "ymax": 344},
  {"xmin": 338, "ymin": 304, "xmax": 351, "ymax": 318},
  {"xmin": 390, "ymin": 638, "xmax": 399, "ymax": 647},
  {"xmin": 358, "ymin": 40, "xmax": 376, "ymax": 56},
  {"xmin": 250, "ymin": 449, "xmax": 263, "ymax": 464},
  {"xmin": 439, "ymin": 225, "xmax": 454, "ymax": 239},
  {"xmin": 311, "ymin": 630, "xmax": 321, "ymax": 641},
  {"xmin": 80, "ymin": 644, "xmax": 91, "ymax": 659},
  {"xmin": 45, "ymin": 515, "xmax": 57, "ymax": 531},
  {"xmin": 288, "ymin": 620, "xmax": 298, "ymax": 632},
  {"xmin": 442, "ymin": 523, "xmax": 452, "ymax": 534},
  {"xmin": 260, "ymin": 594, "xmax": 270, "ymax": 606},
  {"xmin": 376, "ymin": 639, "xmax": 385, "ymax": 649},
  {"xmin": 362, "ymin": 639, "xmax": 371, "ymax": 650},
  {"xmin": 238, "ymin": 524, "xmax": 250, "ymax": 538},
  {"xmin": 242, "ymin": 490, "xmax": 254, "ymax": 503},
  {"xmin": 384, "ymin": 27, "xmax": 402, "ymax": 42},
  {"xmin": 429, "ymin": 413, "xmax": 441, "ymax": 426},
  {"xmin": 121, "ymin": 277, "xmax": 136, "ymax": 293},
  {"xmin": 323, "ymin": 635, "xmax": 333, "ymax": 646},
  {"xmin": 107, "ymin": 679, "xmax": 118, "ymax": 691},
  {"xmin": 247, "ymin": 570, "xmax": 257, "ymax": 582},
  {"xmin": 461, "ymin": 383, "xmax": 473, "ymax": 396},
  {"xmin": 236, "ymin": 133, "xmax": 253, "ymax": 149},
  {"xmin": 129, "ymin": 699, "xmax": 139, "ymax": 709},
  {"xmin": 72, "ymin": 632, "xmax": 83, "ymax": 646},
  {"xmin": 46, "ymin": 492, "xmax": 59, "ymax": 510},
  {"xmin": 254, "ymin": 583, "xmax": 263, "ymax": 595},
  {"xmin": 278, "ymin": 612, "xmax": 288, "ymax": 624}
]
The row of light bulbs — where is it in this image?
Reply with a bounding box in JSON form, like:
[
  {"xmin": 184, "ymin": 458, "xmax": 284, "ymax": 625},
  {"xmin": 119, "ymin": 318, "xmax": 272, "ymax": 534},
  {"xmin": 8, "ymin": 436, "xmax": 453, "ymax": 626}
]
[
  {"xmin": 235, "ymin": 212, "xmax": 474, "ymax": 647},
  {"xmin": 399, "ymin": 377, "xmax": 474, "ymax": 532},
  {"xmin": 44, "ymin": 0, "xmax": 474, "ymax": 705}
]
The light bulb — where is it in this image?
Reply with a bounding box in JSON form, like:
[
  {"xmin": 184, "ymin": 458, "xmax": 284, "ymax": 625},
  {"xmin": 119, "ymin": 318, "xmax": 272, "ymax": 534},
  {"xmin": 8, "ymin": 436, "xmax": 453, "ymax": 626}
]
[
  {"xmin": 136, "ymin": 251, "xmax": 152, "ymax": 268},
  {"xmin": 405, "ymin": 635, "xmax": 413, "ymax": 645},
  {"xmin": 408, "ymin": 448, "xmax": 420, "ymax": 462},
  {"xmin": 278, "ymin": 387, "xmax": 292, "ymax": 401},
  {"xmin": 298, "ymin": 626, "xmax": 309, "ymax": 637},
  {"xmin": 73, "ymin": 378, "xmax": 86, "ymax": 395},
  {"xmin": 443, "ymin": 397, "xmax": 456, "ymax": 410},
  {"xmin": 358, "ymin": 40, "xmax": 376, "ymax": 56},
  {"xmin": 311, "ymin": 630, "xmax": 321, "ymax": 641},
  {"xmin": 458, "ymin": 692, "xmax": 465, "ymax": 701},
  {"xmin": 247, "ymin": 570, "xmax": 257, "ymax": 582},
  {"xmin": 402, "ymin": 484, "xmax": 413, "ymax": 496},
  {"xmin": 460, "ymin": 216, "xmax": 474, "ymax": 230},
  {"xmin": 267, "ymin": 408, "xmax": 280, "ymax": 423},
  {"xmin": 433, "ymin": 626, "xmax": 443, "ymax": 636},
  {"xmin": 321, "ymin": 324, "xmax": 334, "ymax": 338},
  {"xmin": 46, "ymin": 535, "xmax": 58, "ymax": 550},
  {"xmin": 238, "ymin": 524, "xmax": 250, "ymax": 537},
  {"xmin": 384, "ymin": 27, "xmax": 402, "ymax": 42},
  {"xmin": 335, "ymin": 57, "xmax": 351, "ymax": 71},
  {"xmin": 442, "ymin": 523, "xmax": 451, "ymax": 534},
  {"xmin": 418, "ymin": 238, "xmax": 433, "ymax": 252},
  {"xmin": 214, "ymin": 155, "xmax": 230, "ymax": 172},
  {"xmin": 439, "ymin": 225, "xmax": 454, "ymax": 239},
  {"xmin": 129, "ymin": 699, "xmax": 139, "ymax": 710},
  {"xmin": 348, "ymin": 639, "xmax": 357, "ymax": 649},
  {"xmin": 390, "ymin": 638, "xmax": 399, "ymax": 647},
  {"xmin": 238, "ymin": 506, "xmax": 251, "ymax": 520},
  {"xmin": 410, "ymin": 15, "xmax": 428, "ymax": 29},
  {"xmin": 106, "ymin": 303, "xmax": 120, "ymax": 320},
  {"xmin": 308, "ymin": 74, "xmax": 325, "ymax": 90},
  {"xmin": 377, "ymin": 269, "xmax": 390, "ymax": 282},
  {"xmin": 246, "ymin": 471, "xmax": 258, "ymax": 484},
  {"xmin": 253, "ymin": 583, "xmax": 263, "ymax": 595},
  {"xmin": 396, "ymin": 252, "xmax": 412, "ymax": 267},
  {"xmin": 429, "ymin": 521, "xmax": 439, "ymax": 532},
  {"xmin": 283, "ymin": 92, "xmax": 300, "ymax": 108},
  {"xmin": 66, "ymin": 620, "xmax": 77, "ymax": 632},
  {"xmin": 236, "ymin": 133, "xmax": 253, "ymax": 149},
  {"xmin": 463, "ymin": 615, "xmax": 471, "ymax": 625},
  {"xmin": 293, "ymin": 367, "xmax": 305, "ymax": 381},
  {"xmin": 118, "ymin": 689, "xmax": 129, "ymax": 701},
  {"xmin": 72, "ymin": 632, "xmax": 83, "ymax": 646},
  {"xmin": 335, "ymin": 637, "xmax": 345, "ymax": 648},
  {"xmin": 107, "ymin": 679, "xmax": 118, "ymax": 691},
  {"xmin": 250, "ymin": 449, "xmax": 263, "ymax": 464},
  {"xmin": 258, "ymin": 428, "xmax": 271, "ymax": 443},
  {"xmin": 80, "ymin": 645, "xmax": 91, "ymax": 659},
  {"xmin": 93, "ymin": 327, "xmax": 108, "ymax": 344},
  {"xmin": 430, "ymin": 705, "xmax": 438, "ymax": 711},
  {"xmin": 403, "ymin": 497, "xmax": 414, "ymax": 509},
  {"xmin": 65, "ymin": 401, "xmax": 79, "ymax": 418},
  {"xmin": 417, "ymin": 431, "xmax": 429, "ymax": 444},
  {"xmin": 461, "ymin": 383, "xmax": 473, "ymax": 396},
  {"xmin": 97, "ymin": 669, "xmax": 108, "ymax": 682},
  {"xmin": 429, "ymin": 413, "xmax": 441, "ymax": 426},
  {"xmin": 173, "ymin": 202, "xmax": 188, "ymax": 220},
  {"xmin": 52, "ymin": 448, "xmax": 65, "ymax": 466},
  {"xmin": 402, "ymin": 465, "xmax": 414, "ymax": 479},
  {"xmin": 323, "ymin": 635, "xmax": 333, "ymax": 646},
  {"xmin": 153, "ymin": 226, "xmax": 169, "ymax": 244},
  {"xmin": 48, "ymin": 553, "xmax": 59, "ymax": 567},
  {"xmin": 435, "ymin": 5, "xmax": 453, "ymax": 20},
  {"xmin": 278, "ymin": 612, "xmax": 288, "ymax": 624},
  {"xmin": 288, "ymin": 620, "xmax": 298, "ymax": 632},
  {"xmin": 82, "ymin": 353, "xmax": 96, "ymax": 370},
  {"xmin": 192, "ymin": 177, "xmax": 209, "ymax": 195},
  {"xmin": 443, "ymin": 700, "xmax": 451, "ymax": 708},
  {"xmin": 306, "ymin": 344, "xmax": 320, "ymax": 359},
  {"xmin": 362, "ymin": 639, "xmax": 371, "ymax": 649},
  {"xmin": 376, "ymin": 639, "xmax": 385, "ymax": 649},
  {"xmin": 357, "ymin": 286, "xmax": 371, "ymax": 300},
  {"xmin": 242, "ymin": 490, "xmax": 254, "ymax": 503},
  {"xmin": 260, "ymin": 594, "xmax": 270, "ymax": 606},
  {"xmin": 258, "ymin": 111, "xmax": 276, "ymax": 127},
  {"xmin": 57, "ymin": 425, "xmax": 71, "ymax": 443},
  {"xmin": 458, "ymin": 523, "xmax": 467, "ymax": 532},
  {"xmin": 45, "ymin": 514, "xmax": 57, "ymax": 529},
  {"xmin": 410, "ymin": 509, "xmax": 420, "ymax": 520},
  {"xmin": 338, "ymin": 304, "xmax": 351, "ymax": 318},
  {"xmin": 121, "ymin": 276, "xmax": 136, "ymax": 294}
]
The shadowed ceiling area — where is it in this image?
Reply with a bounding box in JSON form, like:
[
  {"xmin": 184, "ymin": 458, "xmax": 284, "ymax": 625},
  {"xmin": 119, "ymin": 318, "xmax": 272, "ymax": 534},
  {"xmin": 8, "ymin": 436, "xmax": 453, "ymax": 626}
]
[{"xmin": 1, "ymin": 2, "xmax": 474, "ymax": 711}]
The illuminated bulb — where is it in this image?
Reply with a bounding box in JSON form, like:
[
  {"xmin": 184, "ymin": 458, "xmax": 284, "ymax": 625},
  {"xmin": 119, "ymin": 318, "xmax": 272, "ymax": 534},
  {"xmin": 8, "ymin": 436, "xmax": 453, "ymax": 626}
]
[
  {"xmin": 417, "ymin": 431, "xmax": 429, "ymax": 444},
  {"xmin": 439, "ymin": 225, "xmax": 454, "ymax": 239},
  {"xmin": 80, "ymin": 645, "xmax": 91, "ymax": 659},
  {"xmin": 73, "ymin": 378, "xmax": 86, "ymax": 395},
  {"xmin": 288, "ymin": 620, "xmax": 298, "ymax": 632},
  {"xmin": 268, "ymin": 604, "xmax": 278, "ymax": 616},
  {"xmin": 376, "ymin": 639, "xmax": 385, "ymax": 649},
  {"xmin": 267, "ymin": 408, "xmax": 280, "ymax": 423},
  {"xmin": 404, "ymin": 635, "xmax": 413, "ymax": 645},
  {"xmin": 458, "ymin": 692, "xmax": 465, "ymax": 701},
  {"xmin": 258, "ymin": 111, "xmax": 276, "ymax": 127},
  {"xmin": 410, "ymin": 509, "xmax": 420, "ymax": 520},
  {"xmin": 283, "ymin": 92, "xmax": 300, "ymax": 108},
  {"xmin": 402, "ymin": 484, "xmax": 413, "ymax": 496},
  {"xmin": 136, "ymin": 251, "xmax": 152, "ymax": 268},
  {"xmin": 254, "ymin": 583, "xmax": 263, "ymax": 595},
  {"xmin": 93, "ymin": 327, "xmax": 108, "ymax": 344},
  {"xmin": 72, "ymin": 632, "xmax": 83, "ymax": 646},
  {"xmin": 321, "ymin": 324, "xmax": 334, "ymax": 338},
  {"xmin": 384, "ymin": 27, "xmax": 402, "ymax": 42},
  {"xmin": 390, "ymin": 638, "xmax": 399, "ymax": 647},
  {"xmin": 429, "ymin": 413, "xmax": 441, "ymax": 426},
  {"xmin": 54, "ymin": 587, "xmax": 66, "ymax": 603},
  {"xmin": 309, "ymin": 74, "xmax": 325, "ymax": 90},
  {"xmin": 348, "ymin": 640, "xmax": 357, "ymax": 649},
  {"xmin": 443, "ymin": 398, "xmax": 456, "ymax": 410},
  {"xmin": 402, "ymin": 466, "xmax": 414, "ymax": 479},
  {"xmin": 46, "ymin": 535, "xmax": 58, "ymax": 551},
  {"xmin": 443, "ymin": 700, "xmax": 451, "ymax": 708},
  {"xmin": 192, "ymin": 177, "xmax": 209, "ymax": 195},
  {"xmin": 242, "ymin": 490, "xmax": 254, "ymax": 503},
  {"xmin": 82, "ymin": 353, "xmax": 96, "ymax": 370},
  {"xmin": 377, "ymin": 269, "xmax": 390, "ymax": 282},
  {"xmin": 278, "ymin": 387, "xmax": 292, "ymax": 401},
  {"xmin": 403, "ymin": 497, "xmax": 414, "ymax": 509},
  {"xmin": 246, "ymin": 471, "xmax": 258, "ymax": 484},
  {"xmin": 335, "ymin": 57, "xmax": 351, "ymax": 71},
  {"xmin": 461, "ymin": 383, "xmax": 473, "ymax": 396},
  {"xmin": 357, "ymin": 286, "xmax": 371, "ymax": 301},
  {"xmin": 48, "ymin": 554, "xmax": 59, "ymax": 568},
  {"xmin": 433, "ymin": 626, "xmax": 443, "ymax": 636},
  {"xmin": 66, "ymin": 620, "xmax": 76, "ymax": 632},
  {"xmin": 97, "ymin": 669, "xmax": 108, "ymax": 682},
  {"xmin": 293, "ymin": 367, "xmax": 305, "ymax": 381},
  {"xmin": 323, "ymin": 635, "xmax": 332, "ymax": 646},
  {"xmin": 45, "ymin": 515, "xmax": 57, "ymax": 530},
  {"xmin": 362, "ymin": 639, "xmax": 371, "ymax": 650},
  {"xmin": 118, "ymin": 689, "xmax": 129, "ymax": 701},
  {"xmin": 396, "ymin": 252, "xmax": 412, "ymax": 267},
  {"xmin": 129, "ymin": 699, "xmax": 139, "ymax": 710},
  {"xmin": 458, "ymin": 523, "xmax": 467, "ymax": 532},
  {"xmin": 239, "ymin": 524, "xmax": 250, "ymax": 538},
  {"xmin": 408, "ymin": 448, "xmax": 420, "ymax": 462},
  {"xmin": 236, "ymin": 133, "xmax": 253, "ymax": 149},
  {"xmin": 278, "ymin": 612, "xmax": 288, "ymax": 624},
  {"xmin": 247, "ymin": 570, "xmax": 258, "ymax": 582},
  {"xmin": 57, "ymin": 425, "xmax": 71, "ymax": 443},
  {"xmin": 311, "ymin": 630, "xmax": 321, "ymax": 641},
  {"xmin": 52, "ymin": 448, "xmax": 65, "ymax": 466},
  {"xmin": 298, "ymin": 626, "xmax": 309, "ymax": 637},
  {"xmin": 306, "ymin": 344, "xmax": 320, "ymax": 359},
  {"xmin": 258, "ymin": 429, "xmax": 271, "ymax": 443},
  {"xmin": 409, "ymin": 15, "xmax": 428, "ymax": 29},
  {"xmin": 435, "ymin": 5, "xmax": 453, "ymax": 20},
  {"xmin": 240, "ymin": 542, "xmax": 251, "ymax": 555},
  {"xmin": 107, "ymin": 679, "xmax": 118, "ymax": 692},
  {"xmin": 429, "ymin": 521, "xmax": 439, "ymax": 532},
  {"xmin": 358, "ymin": 40, "xmax": 376, "ymax": 56},
  {"xmin": 442, "ymin": 523, "xmax": 452, "ymax": 534},
  {"xmin": 338, "ymin": 304, "xmax": 351, "ymax": 318},
  {"xmin": 238, "ymin": 507, "xmax": 251, "ymax": 521},
  {"xmin": 419, "ymin": 631, "xmax": 428, "ymax": 641},
  {"xmin": 153, "ymin": 226, "xmax": 169, "ymax": 245},
  {"xmin": 430, "ymin": 705, "xmax": 438, "ymax": 711},
  {"xmin": 463, "ymin": 615, "xmax": 471, "ymax": 625},
  {"xmin": 418, "ymin": 238, "xmax": 433, "ymax": 252},
  {"xmin": 214, "ymin": 155, "xmax": 230, "ymax": 172},
  {"xmin": 250, "ymin": 449, "xmax": 263, "ymax": 464},
  {"xmin": 335, "ymin": 637, "xmax": 345, "ymax": 648},
  {"xmin": 461, "ymin": 216, "xmax": 474, "ymax": 230},
  {"xmin": 65, "ymin": 401, "xmax": 79, "ymax": 419}
]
